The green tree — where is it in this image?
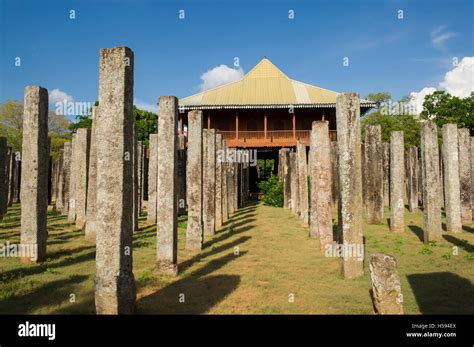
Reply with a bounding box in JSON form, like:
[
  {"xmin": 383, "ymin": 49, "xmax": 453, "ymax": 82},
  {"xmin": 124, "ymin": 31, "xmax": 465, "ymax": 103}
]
[{"xmin": 366, "ymin": 92, "xmax": 392, "ymax": 109}]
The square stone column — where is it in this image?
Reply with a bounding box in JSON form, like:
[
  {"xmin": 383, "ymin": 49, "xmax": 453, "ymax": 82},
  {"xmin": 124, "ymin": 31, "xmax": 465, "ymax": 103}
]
[
  {"xmin": 137, "ymin": 141, "xmax": 144, "ymax": 214},
  {"xmin": 95, "ymin": 46, "xmax": 136, "ymax": 314},
  {"xmin": 155, "ymin": 96, "xmax": 179, "ymax": 276},
  {"xmin": 85, "ymin": 107, "xmax": 98, "ymax": 241},
  {"xmin": 471, "ymin": 137, "xmax": 474, "ymax": 221},
  {"xmin": 310, "ymin": 121, "xmax": 333, "ymax": 250},
  {"xmin": 0, "ymin": 138, "xmax": 9, "ymax": 220},
  {"xmin": 215, "ymin": 133, "xmax": 223, "ymax": 229},
  {"xmin": 186, "ymin": 110, "xmax": 203, "ymax": 251},
  {"xmin": 132, "ymin": 126, "xmax": 139, "ymax": 231},
  {"xmin": 55, "ymin": 149, "xmax": 64, "ymax": 211},
  {"xmin": 330, "ymin": 142, "xmax": 339, "ymax": 208},
  {"xmin": 457, "ymin": 128, "xmax": 472, "ymax": 222},
  {"xmin": 442, "ymin": 124, "xmax": 462, "ymax": 233},
  {"xmin": 227, "ymin": 149, "xmax": 235, "ymax": 214},
  {"xmin": 221, "ymin": 142, "xmax": 229, "ymax": 223},
  {"xmin": 390, "ymin": 131, "xmax": 405, "ymax": 233},
  {"xmin": 147, "ymin": 133, "xmax": 158, "ymax": 224},
  {"xmin": 289, "ymin": 151, "xmax": 299, "ymax": 216},
  {"xmin": 297, "ymin": 140, "xmax": 309, "ymax": 224},
  {"xmin": 74, "ymin": 128, "xmax": 91, "ymax": 230},
  {"xmin": 420, "ymin": 121, "xmax": 442, "ymax": 242},
  {"xmin": 336, "ymin": 92, "xmax": 364, "ymax": 279},
  {"xmin": 364, "ymin": 125, "xmax": 383, "ymax": 224},
  {"xmin": 177, "ymin": 134, "xmax": 187, "ymax": 216},
  {"xmin": 382, "ymin": 142, "xmax": 390, "ymax": 207},
  {"xmin": 281, "ymin": 149, "xmax": 291, "ymax": 209},
  {"xmin": 407, "ymin": 147, "xmax": 419, "ymax": 212},
  {"xmin": 203, "ymin": 129, "xmax": 216, "ymax": 236},
  {"xmin": 59, "ymin": 142, "xmax": 72, "ymax": 215},
  {"xmin": 20, "ymin": 86, "xmax": 49, "ymax": 263},
  {"xmin": 68, "ymin": 134, "xmax": 77, "ymax": 222}
]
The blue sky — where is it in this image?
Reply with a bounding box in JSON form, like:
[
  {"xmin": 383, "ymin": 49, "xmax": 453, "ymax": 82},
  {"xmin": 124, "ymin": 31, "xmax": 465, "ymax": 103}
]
[{"xmin": 1, "ymin": 0, "xmax": 473, "ymax": 118}]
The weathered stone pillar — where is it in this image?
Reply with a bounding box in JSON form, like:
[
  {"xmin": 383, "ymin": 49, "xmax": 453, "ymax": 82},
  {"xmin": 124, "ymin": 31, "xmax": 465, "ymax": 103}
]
[
  {"xmin": 186, "ymin": 110, "xmax": 203, "ymax": 251},
  {"xmin": 85, "ymin": 107, "xmax": 98, "ymax": 241},
  {"xmin": 442, "ymin": 124, "xmax": 462, "ymax": 233},
  {"xmin": 330, "ymin": 141, "xmax": 339, "ymax": 208},
  {"xmin": 233, "ymin": 156, "xmax": 239, "ymax": 210},
  {"xmin": 458, "ymin": 128, "xmax": 472, "ymax": 223},
  {"xmin": 0, "ymin": 138, "xmax": 8, "ymax": 219},
  {"xmin": 290, "ymin": 151, "xmax": 299, "ymax": 216},
  {"xmin": 407, "ymin": 147, "xmax": 419, "ymax": 212},
  {"xmin": 8, "ymin": 150, "xmax": 20, "ymax": 205},
  {"xmin": 203, "ymin": 129, "xmax": 216, "ymax": 236},
  {"xmin": 177, "ymin": 134, "xmax": 187, "ymax": 216},
  {"xmin": 55, "ymin": 149, "xmax": 64, "ymax": 211},
  {"xmin": 420, "ymin": 121, "xmax": 442, "ymax": 242},
  {"xmin": 132, "ymin": 126, "xmax": 139, "ymax": 231},
  {"xmin": 297, "ymin": 140, "xmax": 309, "ymax": 224},
  {"xmin": 147, "ymin": 133, "xmax": 158, "ymax": 224},
  {"xmin": 60, "ymin": 142, "xmax": 72, "ymax": 215},
  {"xmin": 215, "ymin": 133, "xmax": 223, "ymax": 229},
  {"xmin": 390, "ymin": 131, "xmax": 404, "ymax": 233},
  {"xmin": 439, "ymin": 144, "xmax": 445, "ymax": 209},
  {"xmin": 336, "ymin": 92, "xmax": 364, "ymax": 279},
  {"xmin": 382, "ymin": 142, "xmax": 390, "ymax": 207},
  {"xmin": 310, "ymin": 121, "xmax": 333, "ymax": 250},
  {"xmin": 156, "ymin": 96, "xmax": 179, "ymax": 276},
  {"xmin": 364, "ymin": 125, "xmax": 383, "ymax": 224},
  {"xmin": 369, "ymin": 253, "xmax": 403, "ymax": 314},
  {"xmin": 95, "ymin": 46, "xmax": 135, "ymax": 314},
  {"xmin": 471, "ymin": 137, "xmax": 474, "ymax": 221},
  {"xmin": 20, "ymin": 86, "xmax": 49, "ymax": 263},
  {"xmin": 281, "ymin": 149, "xmax": 291, "ymax": 209},
  {"xmin": 137, "ymin": 141, "xmax": 144, "ymax": 214},
  {"xmin": 222, "ymin": 142, "xmax": 229, "ymax": 223},
  {"xmin": 74, "ymin": 128, "xmax": 91, "ymax": 230},
  {"xmin": 67, "ymin": 135, "xmax": 77, "ymax": 222},
  {"xmin": 227, "ymin": 149, "xmax": 235, "ymax": 214}
]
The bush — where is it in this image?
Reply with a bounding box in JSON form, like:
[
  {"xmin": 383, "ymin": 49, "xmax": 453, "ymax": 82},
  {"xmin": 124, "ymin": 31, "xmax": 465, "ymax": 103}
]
[{"xmin": 258, "ymin": 175, "xmax": 284, "ymax": 207}]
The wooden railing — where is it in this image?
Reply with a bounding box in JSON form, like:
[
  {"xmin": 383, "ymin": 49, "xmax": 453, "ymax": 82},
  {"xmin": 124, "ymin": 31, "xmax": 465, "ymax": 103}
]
[{"xmin": 217, "ymin": 130, "xmax": 336, "ymax": 147}]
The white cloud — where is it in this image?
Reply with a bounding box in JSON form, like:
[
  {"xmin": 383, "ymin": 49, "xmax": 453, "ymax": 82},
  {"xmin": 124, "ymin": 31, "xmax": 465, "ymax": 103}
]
[
  {"xmin": 408, "ymin": 56, "xmax": 473, "ymax": 114},
  {"xmin": 430, "ymin": 25, "xmax": 457, "ymax": 50},
  {"xmin": 199, "ymin": 64, "xmax": 244, "ymax": 91},
  {"xmin": 49, "ymin": 89, "xmax": 74, "ymax": 104},
  {"xmin": 134, "ymin": 99, "xmax": 157, "ymax": 113},
  {"xmin": 439, "ymin": 57, "xmax": 474, "ymax": 98}
]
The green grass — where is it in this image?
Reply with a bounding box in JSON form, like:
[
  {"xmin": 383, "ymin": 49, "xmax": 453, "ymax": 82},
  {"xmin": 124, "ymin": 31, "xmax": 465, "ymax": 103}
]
[{"xmin": 0, "ymin": 201, "xmax": 473, "ymax": 314}]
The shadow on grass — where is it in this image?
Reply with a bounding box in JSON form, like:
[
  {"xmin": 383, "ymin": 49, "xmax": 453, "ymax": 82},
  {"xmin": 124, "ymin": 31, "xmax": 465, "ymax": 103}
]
[
  {"xmin": 442, "ymin": 234, "xmax": 474, "ymax": 253},
  {"xmin": 408, "ymin": 225, "xmax": 424, "ymax": 243},
  {"xmin": 407, "ymin": 272, "xmax": 474, "ymax": 314},
  {"xmin": 138, "ymin": 251, "xmax": 245, "ymax": 314},
  {"xmin": 462, "ymin": 225, "xmax": 473, "ymax": 233}
]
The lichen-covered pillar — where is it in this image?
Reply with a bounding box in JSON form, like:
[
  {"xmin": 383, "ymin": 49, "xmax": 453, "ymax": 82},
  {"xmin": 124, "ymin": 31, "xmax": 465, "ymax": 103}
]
[
  {"xmin": 364, "ymin": 125, "xmax": 383, "ymax": 224},
  {"xmin": 74, "ymin": 128, "xmax": 91, "ymax": 230},
  {"xmin": 420, "ymin": 121, "xmax": 442, "ymax": 242},
  {"xmin": 310, "ymin": 121, "xmax": 333, "ymax": 250},
  {"xmin": 95, "ymin": 47, "xmax": 135, "ymax": 314},
  {"xmin": 186, "ymin": 110, "xmax": 203, "ymax": 250},
  {"xmin": 221, "ymin": 142, "xmax": 229, "ymax": 223},
  {"xmin": 132, "ymin": 126, "xmax": 139, "ymax": 231},
  {"xmin": 85, "ymin": 107, "xmax": 98, "ymax": 241},
  {"xmin": 147, "ymin": 133, "xmax": 158, "ymax": 224},
  {"xmin": 471, "ymin": 137, "xmax": 474, "ymax": 221},
  {"xmin": 0, "ymin": 138, "xmax": 8, "ymax": 219},
  {"xmin": 155, "ymin": 96, "xmax": 179, "ymax": 276},
  {"xmin": 8, "ymin": 150, "xmax": 20, "ymax": 205},
  {"xmin": 290, "ymin": 151, "xmax": 299, "ymax": 216},
  {"xmin": 177, "ymin": 134, "xmax": 187, "ymax": 216},
  {"xmin": 233, "ymin": 155, "xmax": 239, "ymax": 210},
  {"xmin": 390, "ymin": 131, "xmax": 404, "ymax": 233},
  {"xmin": 215, "ymin": 133, "xmax": 223, "ymax": 229},
  {"xmin": 203, "ymin": 129, "xmax": 216, "ymax": 236},
  {"xmin": 442, "ymin": 124, "xmax": 462, "ymax": 233},
  {"xmin": 137, "ymin": 141, "xmax": 144, "ymax": 214},
  {"xmin": 458, "ymin": 129, "xmax": 472, "ymax": 223},
  {"xmin": 227, "ymin": 149, "xmax": 235, "ymax": 214},
  {"xmin": 407, "ymin": 147, "xmax": 419, "ymax": 212},
  {"xmin": 55, "ymin": 149, "xmax": 64, "ymax": 211},
  {"xmin": 439, "ymin": 145, "xmax": 445, "ymax": 209},
  {"xmin": 297, "ymin": 140, "xmax": 309, "ymax": 224},
  {"xmin": 67, "ymin": 135, "xmax": 77, "ymax": 222},
  {"xmin": 382, "ymin": 142, "xmax": 390, "ymax": 207},
  {"xmin": 330, "ymin": 141, "xmax": 339, "ymax": 208},
  {"xmin": 369, "ymin": 253, "xmax": 403, "ymax": 314},
  {"xmin": 59, "ymin": 142, "xmax": 72, "ymax": 215},
  {"xmin": 336, "ymin": 92, "xmax": 364, "ymax": 279},
  {"xmin": 20, "ymin": 86, "xmax": 49, "ymax": 263},
  {"xmin": 281, "ymin": 149, "xmax": 291, "ymax": 209}
]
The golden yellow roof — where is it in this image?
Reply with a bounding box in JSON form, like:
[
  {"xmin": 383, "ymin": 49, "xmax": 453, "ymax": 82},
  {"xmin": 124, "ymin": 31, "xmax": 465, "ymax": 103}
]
[{"xmin": 179, "ymin": 58, "xmax": 374, "ymax": 109}]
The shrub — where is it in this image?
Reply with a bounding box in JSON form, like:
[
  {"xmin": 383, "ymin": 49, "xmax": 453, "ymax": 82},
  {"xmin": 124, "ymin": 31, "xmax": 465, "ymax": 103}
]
[{"xmin": 258, "ymin": 175, "xmax": 284, "ymax": 207}]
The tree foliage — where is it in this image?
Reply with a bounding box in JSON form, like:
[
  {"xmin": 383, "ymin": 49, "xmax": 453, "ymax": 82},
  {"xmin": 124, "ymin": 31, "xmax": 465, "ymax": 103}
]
[
  {"xmin": 366, "ymin": 92, "xmax": 392, "ymax": 108},
  {"xmin": 257, "ymin": 175, "xmax": 284, "ymax": 207}
]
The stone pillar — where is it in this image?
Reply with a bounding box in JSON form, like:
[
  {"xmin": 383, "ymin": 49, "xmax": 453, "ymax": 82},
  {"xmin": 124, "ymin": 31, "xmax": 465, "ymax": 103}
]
[
  {"xmin": 297, "ymin": 141, "xmax": 309, "ymax": 224},
  {"xmin": 420, "ymin": 121, "xmax": 442, "ymax": 242},
  {"xmin": 203, "ymin": 129, "xmax": 216, "ymax": 236},
  {"xmin": 281, "ymin": 149, "xmax": 291, "ymax": 209},
  {"xmin": 222, "ymin": 142, "xmax": 229, "ymax": 224},
  {"xmin": 186, "ymin": 110, "xmax": 204, "ymax": 251},
  {"xmin": 390, "ymin": 131, "xmax": 404, "ymax": 233},
  {"xmin": 177, "ymin": 134, "xmax": 187, "ymax": 216},
  {"xmin": 74, "ymin": 128, "xmax": 91, "ymax": 230},
  {"xmin": 290, "ymin": 151, "xmax": 299, "ymax": 216},
  {"xmin": 407, "ymin": 147, "xmax": 419, "ymax": 212},
  {"xmin": 442, "ymin": 124, "xmax": 462, "ymax": 233},
  {"xmin": 85, "ymin": 108, "xmax": 98, "ymax": 241},
  {"xmin": 330, "ymin": 142, "xmax": 339, "ymax": 208},
  {"xmin": 132, "ymin": 126, "xmax": 139, "ymax": 231},
  {"xmin": 382, "ymin": 142, "xmax": 390, "ymax": 207},
  {"xmin": 233, "ymin": 157, "xmax": 239, "ymax": 210},
  {"xmin": 227, "ymin": 149, "xmax": 235, "ymax": 214},
  {"xmin": 364, "ymin": 125, "xmax": 383, "ymax": 224},
  {"xmin": 439, "ymin": 145, "xmax": 445, "ymax": 209},
  {"xmin": 20, "ymin": 86, "xmax": 49, "ymax": 263},
  {"xmin": 59, "ymin": 142, "xmax": 72, "ymax": 215},
  {"xmin": 137, "ymin": 141, "xmax": 144, "ymax": 214},
  {"xmin": 55, "ymin": 149, "xmax": 64, "ymax": 211},
  {"xmin": 147, "ymin": 133, "xmax": 158, "ymax": 224},
  {"xmin": 95, "ymin": 46, "xmax": 135, "ymax": 314},
  {"xmin": 155, "ymin": 96, "xmax": 179, "ymax": 276},
  {"xmin": 336, "ymin": 93, "xmax": 364, "ymax": 279},
  {"xmin": 67, "ymin": 134, "xmax": 77, "ymax": 222},
  {"xmin": 458, "ymin": 129, "xmax": 472, "ymax": 223},
  {"xmin": 369, "ymin": 253, "xmax": 403, "ymax": 314},
  {"xmin": 8, "ymin": 150, "xmax": 20, "ymax": 205},
  {"xmin": 215, "ymin": 133, "xmax": 223, "ymax": 229},
  {"xmin": 471, "ymin": 137, "xmax": 474, "ymax": 221},
  {"xmin": 0, "ymin": 138, "xmax": 8, "ymax": 219},
  {"xmin": 310, "ymin": 121, "xmax": 333, "ymax": 250}
]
